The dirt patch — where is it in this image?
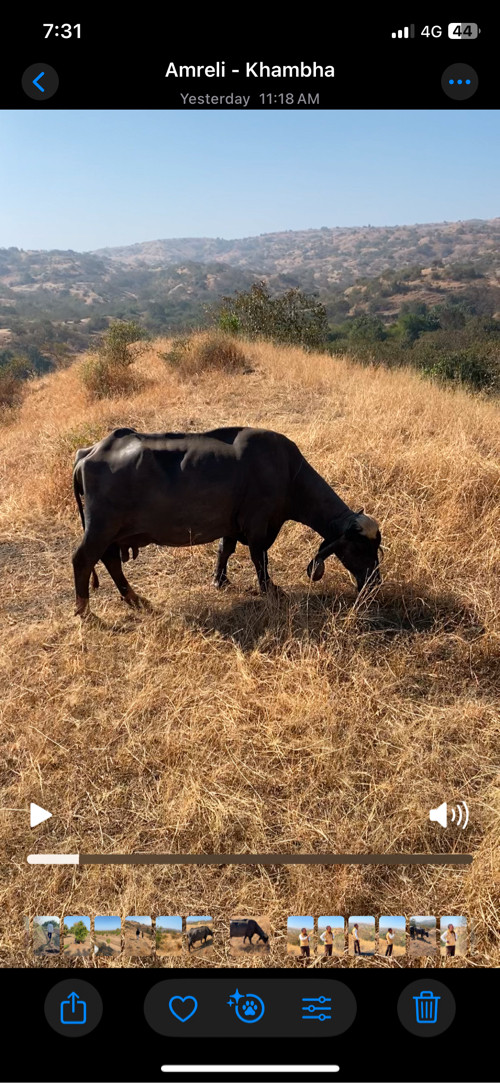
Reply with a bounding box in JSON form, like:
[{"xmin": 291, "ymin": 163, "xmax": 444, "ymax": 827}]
[
  {"xmin": 95, "ymin": 931, "xmax": 122, "ymax": 958},
  {"xmin": 63, "ymin": 933, "xmax": 91, "ymax": 958},
  {"xmin": 156, "ymin": 928, "xmax": 183, "ymax": 957},
  {"xmin": 124, "ymin": 919, "xmax": 154, "ymax": 958},
  {"xmin": 409, "ymin": 930, "xmax": 437, "ymax": 958}
]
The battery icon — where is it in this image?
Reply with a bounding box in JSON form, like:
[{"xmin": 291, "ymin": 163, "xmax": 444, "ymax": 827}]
[{"xmin": 448, "ymin": 23, "xmax": 480, "ymax": 39}]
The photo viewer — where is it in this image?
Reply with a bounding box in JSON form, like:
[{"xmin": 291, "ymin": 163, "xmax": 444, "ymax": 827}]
[{"xmin": 1, "ymin": 14, "xmax": 498, "ymax": 1083}]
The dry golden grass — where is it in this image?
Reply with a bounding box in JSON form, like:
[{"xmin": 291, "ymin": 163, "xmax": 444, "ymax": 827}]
[
  {"xmin": 80, "ymin": 351, "xmax": 139, "ymax": 401},
  {"xmin": 162, "ymin": 330, "xmax": 249, "ymax": 377},
  {"xmin": 348, "ymin": 929, "xmax": 375, "ymax": 957},
  {"xmin": 156, "ymin": 925, "xmax": 183, "ymax": 957},
  {"xmin": 0, "ymin": 336, "xmax": 499, "ymax": 970}
]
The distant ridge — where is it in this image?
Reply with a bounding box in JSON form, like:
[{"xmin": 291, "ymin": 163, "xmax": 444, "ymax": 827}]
[
  {"xmin": 1, "ymin": 218, "xmax": 499, "ymax": 355},
  {"xmin": 91, "ymin": 218, "xmax": 500, "ymax": 282}
]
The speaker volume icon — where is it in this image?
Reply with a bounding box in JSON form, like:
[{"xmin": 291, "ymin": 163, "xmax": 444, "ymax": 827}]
[{"xmin": 429, "ymin": 800, "xmax": 469, "ymax": 829}]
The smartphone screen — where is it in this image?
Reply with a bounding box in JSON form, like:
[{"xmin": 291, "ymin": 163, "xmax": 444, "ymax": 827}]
[{"xmin": 1, "ymin": 16, "xmax": 497, "ymax": 1083}]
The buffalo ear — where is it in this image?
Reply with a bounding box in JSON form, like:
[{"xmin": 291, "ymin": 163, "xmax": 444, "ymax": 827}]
[{"xmin": 355, "ymin": 507, "xmax": 364, "ymax": 515}]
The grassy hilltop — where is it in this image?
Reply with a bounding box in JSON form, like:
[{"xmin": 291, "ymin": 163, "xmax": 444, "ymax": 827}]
[{"xmin": 0, "ymin": 333, "xmax": 499, "ymax": 969}]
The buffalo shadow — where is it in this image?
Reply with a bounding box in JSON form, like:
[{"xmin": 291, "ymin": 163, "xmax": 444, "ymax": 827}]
[{"xmin": 184, "ymin": 579, "xmax": 486, "ymax": 653}]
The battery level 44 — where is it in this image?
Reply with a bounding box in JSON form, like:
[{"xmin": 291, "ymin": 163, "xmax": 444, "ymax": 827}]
[{"xmin": 448, "ymin": 23, "xmax": 480, "ymax": 39}]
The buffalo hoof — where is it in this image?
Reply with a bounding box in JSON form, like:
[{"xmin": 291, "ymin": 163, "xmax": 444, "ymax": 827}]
[
  {"xmin": 122, "ymin": 588, "xmax": 143, "ymax": 608},
  {"xmin": 263, "ymin": 580, "xmax": 286, "ymax": 599},
  {"xmin": 212, "ymin": 576, "xmax": 230, "ymax": 590},
  {"xmin": 74, "ymin": 597, "xmax": 90, "ymax": 618}
]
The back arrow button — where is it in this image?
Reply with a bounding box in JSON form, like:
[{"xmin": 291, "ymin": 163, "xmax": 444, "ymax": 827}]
[
  {"xmin": 32, "ymin": 71, "xmax": 45, "ymax": 92},
  {"xmin": 22, "ymin": 63, "xmax": 59, "ymax": 101}
]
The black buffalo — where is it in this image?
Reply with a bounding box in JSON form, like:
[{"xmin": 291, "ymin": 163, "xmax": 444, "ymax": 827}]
[
  {"xmin": 187, "ymin": 925, "xmax": 213, "ymax": 952},
  {"xmin": 230, "ymin": 919, "xmax": 269, "ymax": 944},
  {"xmin": 72, "ymin": 426, "xmax": 381, "ymax": 616},
  {"xmin": 410, "ymin": 926, "xmax": 430, "ymax": 941}
]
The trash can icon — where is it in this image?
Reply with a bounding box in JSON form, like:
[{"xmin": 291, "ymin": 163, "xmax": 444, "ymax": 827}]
[{"xmin": 413, "ymin": 989, "xmax": 440, "ymax": 1024}]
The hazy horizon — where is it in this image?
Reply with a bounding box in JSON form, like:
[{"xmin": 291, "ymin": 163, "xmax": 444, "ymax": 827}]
[{"xmin": 2, "ymin": 212, "xmax": 498, "ymax": 256}]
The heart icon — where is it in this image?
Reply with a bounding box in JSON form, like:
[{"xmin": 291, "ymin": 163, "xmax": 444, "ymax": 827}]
[{"xmin": 168, "ymin": 995, "xmax": 198, "ymax": 1022}]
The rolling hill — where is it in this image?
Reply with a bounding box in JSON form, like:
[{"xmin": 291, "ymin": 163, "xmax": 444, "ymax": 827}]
[
  {"xmin": 1, "ymin": 217, "xmax": 499, "ymax": 329},
  {"xmin": 1, "ymin": 219, "xmax": 499, "ymax": 382}
]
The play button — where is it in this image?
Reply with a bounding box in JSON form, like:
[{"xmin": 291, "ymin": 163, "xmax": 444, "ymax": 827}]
[
  {"xmin": 22, "ymin": 64, "xmax": 59, "ymax": 101},
  {"xmin": 30, "ymin": 803, "xmax": 52, "ymax": 828}
]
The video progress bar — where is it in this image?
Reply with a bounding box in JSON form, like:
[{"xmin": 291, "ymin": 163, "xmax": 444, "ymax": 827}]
[
  {"xmin": 161, "ymin": 1067, "xmax": 339, "ymax": 1075},
  {"xmin": 27, "ymin": 853, "xmax": 473, "ymax": 866}
]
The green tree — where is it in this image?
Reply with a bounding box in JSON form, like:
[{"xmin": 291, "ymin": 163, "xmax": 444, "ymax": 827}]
[
  {"xmin": 396, "ymin": 311, "xmax": 439, "ymax": 344},
  {"xmin": 209, "ymin": 281, "xmax": 329, "ymax": 349},
  {"xmin": 72, "ymin": 921, "xmax": 89, "ymax": 944},
  {"xmin": 348, "ymin": 314, "xmax": 387, "ymax": 342},
  {"xmin": 99, "ymin": 320, "xmax": 149, "ymax": 366}
]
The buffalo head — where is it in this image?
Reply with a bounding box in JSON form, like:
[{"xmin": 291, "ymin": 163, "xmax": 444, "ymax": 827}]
[{"xmin": 307, "ymin": 511, "xmax": 382, "ymax": 593}]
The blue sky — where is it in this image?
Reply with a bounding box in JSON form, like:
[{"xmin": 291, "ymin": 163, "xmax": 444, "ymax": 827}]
[
  {"xmin": 288, "ymin": 916, "xmax": 313, "ymax": 929},
  {"xmin": 94, "ymin": 915, "xmax": 120, "ymax": 930},
  {"xmin": 187, "ymin": 915, "xmax": 211, "ymax": 923},
  {"xmin": 2, "ymin": 111, "xmax": 498, "ymax": 250},
  {"xmin": 318, "ymin": 916, "xmax": 344, "ymax": 927},
  {"xmin": 379, "ymin": 916, "xmax": 405, "ymax": 930},
  {"xmin": 157, "ymin": 916, "xmax": 182, "ymax": 930},
  {"xmin": 64, "ymin": 915, "xmax": 90, "ymax": 929}
]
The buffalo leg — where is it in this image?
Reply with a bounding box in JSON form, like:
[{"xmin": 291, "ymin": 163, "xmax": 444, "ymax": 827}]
[
  {"xmin": 249, "ymin": 541, "xmax": 272, "ymax": 592},
  {"xmin": 212, "ymin": 536, "xmax": 237, "ymax": 588},
  {"xmin": 100, "ymin": 543, "xmax": 141, "ymax": 607},
  {"xmin": 72, "ymin": 528, "xmax": 116, "ymax": 616}
]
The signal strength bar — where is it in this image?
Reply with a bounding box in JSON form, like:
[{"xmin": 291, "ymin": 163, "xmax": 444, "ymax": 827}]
[{"xmin": 391, "ymin": 25, "xmax": 415, "ymax": 39}]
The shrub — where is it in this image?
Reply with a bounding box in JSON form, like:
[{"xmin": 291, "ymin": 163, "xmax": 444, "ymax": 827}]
[
  {"xmin": 209, "ymin": 281, "xmax": 329, "ymax": 349},
  {"xmin": 162, "ymin": 331, "xmax": 248, "ymax": 376},
  {"xmin": 396, "ymin": 310, "xmax": 440, "ymax": 344},
  {"xmin": 80, "ymin": 320, "xmax": 148, "ymax": 400},
  {"xmin": 348, "ymin": 314, "xmax": 387, "ymax": 342},
  {"xmin": 0, "ymin": 370, "xmax": 24, "ymax": 411},
  {"xmin": 99, "ymin": 320, "xmax": 148, "ymax": 366},
  {"xmin": 414, "ymin": 346, "xmax": 499, "ymax": 390},
  {"xmin": 0, "ymin": 356, "xmax": 31, "ymax": 413},
  {"xmin": 80, "ymin": 352, "xmax": 137, "ymax": 399}
]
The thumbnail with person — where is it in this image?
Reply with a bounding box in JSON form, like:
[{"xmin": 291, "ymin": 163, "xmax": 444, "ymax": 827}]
[
  {"xmin": 348, "ymin": 917, "xmax": 375, "ymax": 957},
  {"xmin": 378, "ymin": 916, "xmax": 406, "ymax": 959}
]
